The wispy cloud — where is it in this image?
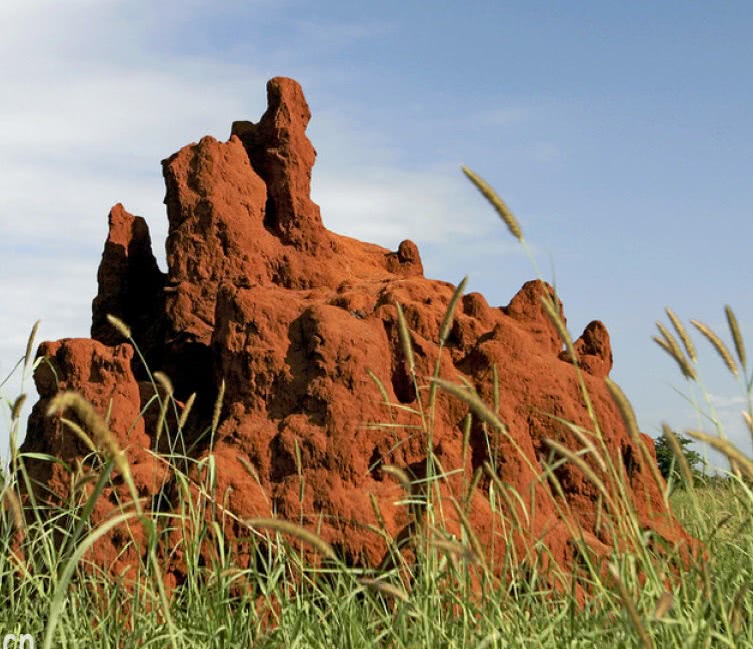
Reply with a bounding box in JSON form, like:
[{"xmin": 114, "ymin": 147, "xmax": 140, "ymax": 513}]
[
  {"xmin": 709, "ymin": 393, "xmax": 748, "ymax": 409},
  {"xmin": 0, "ymin": 1, "xmax": 518, "ymax": 456}
]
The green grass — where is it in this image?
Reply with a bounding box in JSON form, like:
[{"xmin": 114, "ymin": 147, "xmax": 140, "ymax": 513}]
[{"xmin": 1, "ymin": 169, "xmax": 752, "ymax": 647}]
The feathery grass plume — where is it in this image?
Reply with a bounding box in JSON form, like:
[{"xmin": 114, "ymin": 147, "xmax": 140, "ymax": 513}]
[
  {"xmin": 605, "ymin": 379, "xmax": 667, "ymax": 493},
  {"xmin": 483, "ymin": 461, "xmax": 528, "ymax": 530},
  {"xmin": 368, "ymin": 492, "xmax": 387, "ymax": 532},
  {"xmin": 394, "ymin": 302, "xmax": 415, "ymax": 375},
  {"xmin": 236, "ymin": 455, "xmax": 270, "ymax": 505},
  {"xmin": 429, "ymin": 537, "xmax": 479, "ymax": 564},
  {"xmin": 47, "ymin": 392, "xmax": 128, "ymax": 475},
  {"xmin": 541, "ymin": 294, "xmax": 577, "ymax": 364},
  {"xmin": 492, "ymin": 364, "xmax": 500, "ymax": 412},
  {"xmin": 724, "ymin": 305, "xmax": 747, "ymax": 370},
  {"xmin": 11, "ymin": 394, "xmax": 26, "ymax": 421},
  {"xmin": 652, "ymin": 591, "xmax": 673, "ymax": 620},
  {"xmin": 465, "ymin": 466, "xmax": 483, "ymax": 508},
  {"xmin": 450, "ymin": 499, "xmax": 487, "ymax": 573},
  {"xmin": 461, "ymin": 413, "xmax": 472, "ymax": 478},
  {"xmin": 382, "ymin": 465, "xmax": 412, "ymax": 492},
  {"xmin": 358, "ymin": 577, "xmax": 410, "ymax": 603},
  {"xmin": 106, "ymin": 314, "xmax": 132, "ymax": 339},
  {"xmin": 177, "ymin": 392, "xmax": 196, "ymax": 430},
  {"xmin": 690, "ymin": 319, "xmax": 739, "ymax": 377},
  {"xmin": 58, "ymin": 418, "xmax": 98, "ymax": 455},
  {"xmin": 743, "ymin": 411, "xmax": 753, "ymax": 437},
  {"xmin": 661, "ymin": 424, "xmax": 695, "ymax": 487},
  {"xmin": 439, "ymin": 276, "xmax": 468, "ymax": 345},
  {"xmin": 552, "ymin": 418, "xmax": 607, "ymax": 472},
  {"xmin": 237, "ymin": 455, "xmax": 261, "ymax": 483},
  {"xmin": 3, "ymin": 488, "xmax": 25, "ymax": 542},
  {"xmin": 665, "ymin": 307, "xmax": 697, "ymax": 362},
  {"xmin": 653, "ymin": 325, "xmax": 696, "ymax": 380},
  {"xmin": 367, "ymin": 369, "xmax": 391, "ymax": 406},
  {"xmin": 153, "ymin": 371, "xmax": 174, "ymax": 443},
  {"xmin": 461, "ymin": 166, "xmax": 523, "ymax": 242},
  {"xmin": 22, "ymin": 320, "xmax": 40, "ymax": 374},
  {"xmin": 685, "ymin": 429, "xmax": 753, "ymax": 481},
  {"xmin": 605, "ymin": 379, "xmax": 640, "ymax": 443},
  {"xmin": 543, "ymin": 439, "xmax": 618, "ymax": 516},
  {"xmin": 431, "ymin": 378, "xmax": 507, "ymax": 434},
  {"xmin": 211, "ymin": 379, "xmax": 226, "ymax": 435},
  {"xmin": 730, "ymin": 584, "xmax": 748, "ymax": 635},
  {"xmin": 245, "ymin": 518, "xmax": 338, "ymax": 561},
  {"xmin": 153, "ymin": 371, "xmax": 174, "ymax": 397},
  {"xmin": 431, "ymin": 377, "xmax": 543, "ymax": 484},
  {"xmin": 609, "ymin": 564, "xmax": 654, "ymax": 649}
]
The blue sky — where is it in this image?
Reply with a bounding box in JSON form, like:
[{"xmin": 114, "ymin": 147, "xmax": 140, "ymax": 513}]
[{"xmin": 1, "ymin": 0, "xmax": 751, "ymax": 468}]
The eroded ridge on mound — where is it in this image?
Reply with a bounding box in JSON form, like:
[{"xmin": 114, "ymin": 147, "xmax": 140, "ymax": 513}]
[{"xmin": 22, "ymin": 77, "xmax": 689, "ymax": 587}]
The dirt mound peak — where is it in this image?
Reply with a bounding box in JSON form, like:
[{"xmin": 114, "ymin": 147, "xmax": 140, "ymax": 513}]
[{"xmin": 22, "ymin": 77, "xmax": 689, "ymax": 588}]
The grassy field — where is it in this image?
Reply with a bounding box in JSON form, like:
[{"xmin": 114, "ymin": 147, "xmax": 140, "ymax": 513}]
[{"xmin": 1, "ymin": 171, "xmax": 751, "ymax": 648}]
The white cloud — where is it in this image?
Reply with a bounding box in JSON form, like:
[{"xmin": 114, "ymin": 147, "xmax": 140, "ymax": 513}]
[
  {"xmin": 0, "ymin": 1, "xmax": 514, "ymax": 459},
  {"xmin": 314, "ymin": 167, "xmax": 497, "ymax": 246},
  {"xmin": 709, "ymin": 393, "xmax": 748, "ymax": 409}
]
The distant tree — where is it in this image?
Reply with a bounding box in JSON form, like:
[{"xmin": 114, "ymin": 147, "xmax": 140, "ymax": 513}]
[{"xmin": 654, "ymin": 431, "xmax": 703, "ymax": 484}]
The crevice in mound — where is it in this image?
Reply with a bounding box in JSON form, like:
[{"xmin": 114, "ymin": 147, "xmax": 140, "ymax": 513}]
[
  {"xmin": 268, "ymin": 433, "xmax": 297, "ymax": 482},
  {"xmin": 267, "ymin": 314, "xmax": 328, "ymax": 425},
  {"xmin": 160, "ymin": 339, "xmax": 217, "ymax": 448}
]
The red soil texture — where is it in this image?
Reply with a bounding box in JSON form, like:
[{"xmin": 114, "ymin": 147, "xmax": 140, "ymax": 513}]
[{"xmin": 21, "ymin": 77, "xmax": 690, "ymax": 586}]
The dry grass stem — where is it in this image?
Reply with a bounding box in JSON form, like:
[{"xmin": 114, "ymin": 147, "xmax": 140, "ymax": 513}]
[
  {"xmin": 609, "ymin": 564, "xmax": 654, "ymax": 649},
  {"xmin": 154, "ymin": 371, "xmax": 174, "ymax": 396},
  {"xmin": 211, "ymin": 380, "xmax": 226, "ymax": 434},
  {"xmin": 605, "ymin": 379, "xmax": 640, "ymax": 443},
  {"xmin": 652, "ymin": 591, "xmax": 674, "ymax": 620},
  {"xmin": 724, "ymin": 305, "xmax": 747, "ymax": 369},
  {"xmin": 541, "ymin": 295, "xmax": 577, "ymax": 364},
  {"xmin": 439, "ymin": 276, "xmax": 468, "ymax": 345},
  {"xmin": 23, "ymin": 320, "xmax": 40, "ymax": 370},
  {"xmin": 368, "ymin": 492, "xmax": 387, "ymax": 532},
  {"xmin": 731, "ymin": 585, "xmax": 748, "ymax": 634},
  {"xmin": 560, "ymin": 420, "xmax": 607, "ymax": 472},
  {"xmin": 178, "ymin": 392, "xmax": 196, "ymax": 430},
  {"xmin": 543, "ymin": 439, "xmax": 618, "ymax": 516},
  {"xmin": 431, "ymin": 378, "xmax": 507, "ymax": 434},
  {"xmin": 3, "ymin": 489, "xmax": 25, "ymax": 541},
  {"xmin": 462, "ymin": 166, "xmax": 524, "ymax": 241},
  {"xmin": 359, "ymin": 577, "xmax": 410, "ymax": 603},
  {"xmin": 59, "ymin": 418, "xmax": 98, "ymax": 455},
  {"xmin": 381, "ymin": 465, "xmax": 412, "ymax": 492},
  {"xmin": 245, "ymin": 518, "xmax": 338, "ymax": 561},
  {"xmin": 429, "ymin": 537, "xmax": 479, "ymax": 564},
  {"xmin": 661, "ymin": 424, "xmax": 695, "ymax": 487},
  {"xmin": 743, "ymin": 411, "xmax": 753, "ymax": 437},
  {"xmin": 690, "ymin": 319, "xmax": 739, "ymax": 377},
  {"xmin": 395, "ymin": 302, "xmax": 415, "ymax": 374},
  {"xmin": 47, "ymin": 392, "xmax": 126, "ymax": 473},
  {"xmin": 686, "ymin": 429, "xmax": 753, "ymax": 481},
  {"xmin": 665, "ymin": 307, "xmax": 697, "ymax": 362},
  {"xmin": 652, "ymin": 332, "xmax": 696, "ymax": 380},
  {"xmin": 451, "ymin": 499, "xmax": 488, "ymax": 572},
  {"xmin": 106, "ymin": 314, "xmax": 132, "ymax": 339},
  {"xmin": 11, "ymin": 394, "xmax": 26, "ymax": 421}
]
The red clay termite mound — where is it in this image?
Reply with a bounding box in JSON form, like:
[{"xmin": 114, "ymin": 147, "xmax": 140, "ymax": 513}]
[{"xmin": 21, "ymin": 77, "xmax": 690, "ymax": 586}]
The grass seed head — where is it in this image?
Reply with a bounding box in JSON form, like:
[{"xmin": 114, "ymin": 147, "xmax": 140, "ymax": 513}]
[
  {"xmin": 665, "ymin": 307, "xmax": 697, "ymax": 362},
  {"xmin": 653, "ymin": 326, "xmax": 697, "ymax": 380},
  {"xmin": 106, "ymin": 314, "xmax": 132, "ymax": 339},
  {"xmin": 439, "ymin": 276, "xmax": 468, "ymax": 346},
  {"xmin": 724, "ymin": 305, "xmax": 746, "ymax": 370},
  {"xmin": 461, "ymin": 165, "xmax": 524, "ymax": 242},
  {"xmin": 690, "ymin": 319, "xmax": 739, "ymax": 377},
  {"xmin": 245, "ymin": 517, "xmax": 338, "ymax": 562}
]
